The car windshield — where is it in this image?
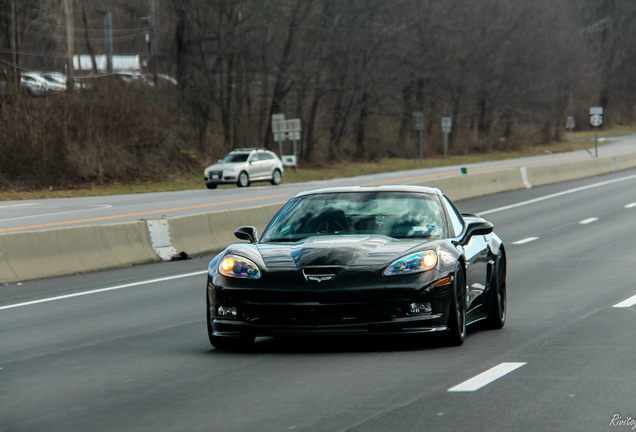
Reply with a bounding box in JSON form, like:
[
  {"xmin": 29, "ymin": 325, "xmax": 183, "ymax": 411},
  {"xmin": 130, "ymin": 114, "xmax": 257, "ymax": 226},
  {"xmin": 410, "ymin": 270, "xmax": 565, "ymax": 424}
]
[
  {"xmin": 221, "ymin": 153, "xmax": 249, "ymax": 163},
  {"xmin": 261, "ymin": 191, "xmax": 446, "ymax": 242}
]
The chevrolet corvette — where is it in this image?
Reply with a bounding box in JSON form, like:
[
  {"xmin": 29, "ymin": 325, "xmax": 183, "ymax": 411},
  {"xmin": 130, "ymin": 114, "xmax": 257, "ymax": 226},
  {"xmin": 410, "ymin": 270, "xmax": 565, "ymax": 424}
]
[{"xmin": 206, "ymin": 185, "xmax": 506, "ymax": 349}]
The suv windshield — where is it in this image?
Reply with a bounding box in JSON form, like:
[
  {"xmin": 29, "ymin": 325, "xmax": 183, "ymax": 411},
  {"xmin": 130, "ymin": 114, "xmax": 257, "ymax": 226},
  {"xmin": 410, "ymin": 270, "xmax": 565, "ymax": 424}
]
[
  {"xmin": 221, "ymin": 153, "xmax": 249, "ymax": 163},
  {"xmin": 261, "ymin": 191, "xmax": 446, "ymax": 241}
]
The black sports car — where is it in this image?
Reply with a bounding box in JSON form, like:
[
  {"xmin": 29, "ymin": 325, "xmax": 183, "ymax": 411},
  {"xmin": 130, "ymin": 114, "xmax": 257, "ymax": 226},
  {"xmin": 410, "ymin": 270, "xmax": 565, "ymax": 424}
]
[{"xmin": 206, "ymin": 185, "xmax": 506, "ymax": 349}]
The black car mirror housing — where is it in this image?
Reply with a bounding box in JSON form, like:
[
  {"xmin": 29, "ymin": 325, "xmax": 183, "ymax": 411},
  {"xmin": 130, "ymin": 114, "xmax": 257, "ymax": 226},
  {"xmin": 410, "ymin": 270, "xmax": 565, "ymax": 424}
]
[
  {"xmin": 454, "ymin": 221, "xmax": 493, "ymax": 246},
  {"xmin": 234, "ymin": 226, "xmax": 258, "ymax": 243}
]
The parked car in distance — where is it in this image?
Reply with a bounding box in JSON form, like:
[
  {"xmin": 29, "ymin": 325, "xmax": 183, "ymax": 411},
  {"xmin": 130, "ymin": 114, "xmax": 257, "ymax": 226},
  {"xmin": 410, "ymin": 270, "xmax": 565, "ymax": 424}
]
[
  {"xmin": 203, "ymin": 148, "xmax": 284, "ymax": 189},
  {"xmin": 20, "ymin": 73, "xmax": 48, "ymax": 96},
  {"xmin": 20, "ymin": 72, "xmax": 66, "ymax": 96}
]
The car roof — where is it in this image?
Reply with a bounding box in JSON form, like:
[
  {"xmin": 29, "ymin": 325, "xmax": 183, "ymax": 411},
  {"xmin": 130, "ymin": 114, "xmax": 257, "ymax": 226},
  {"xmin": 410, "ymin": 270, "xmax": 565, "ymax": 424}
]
[
  {"xmin": 293, "ymin": 185, "xmax": 443, "ymax": 198},
  {"xmin": 230, "ymin": 148, "xmax": 271, "ymax": 153}
]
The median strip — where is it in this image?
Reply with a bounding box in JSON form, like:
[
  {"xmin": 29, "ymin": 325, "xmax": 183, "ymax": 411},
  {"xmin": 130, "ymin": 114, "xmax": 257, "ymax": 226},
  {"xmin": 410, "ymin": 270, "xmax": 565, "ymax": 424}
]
[{"xmin": 0, "ymin": 194, "xmax": 288, "ymax": 233}]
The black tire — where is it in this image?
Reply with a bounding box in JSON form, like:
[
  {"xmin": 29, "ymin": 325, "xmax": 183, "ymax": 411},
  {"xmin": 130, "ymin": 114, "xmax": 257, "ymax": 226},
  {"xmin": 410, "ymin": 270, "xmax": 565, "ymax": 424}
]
[
  {"xmin": 237, "ymin": 171, "xmax": 250, "ymax": 187},
  {"xmin": 205, "ymin": 183, "xmax": 218, "ymax": 189},
  {"xmin": 270, "ymin": 169, "xmax": 282, "ymax": 185},
  {"xmin": 444, "ymin": 264, "xmax": 467, "ymax": 346},
  {"xmin": 485, "ymin": 250, "xmax": 506, "ymax": 329}
]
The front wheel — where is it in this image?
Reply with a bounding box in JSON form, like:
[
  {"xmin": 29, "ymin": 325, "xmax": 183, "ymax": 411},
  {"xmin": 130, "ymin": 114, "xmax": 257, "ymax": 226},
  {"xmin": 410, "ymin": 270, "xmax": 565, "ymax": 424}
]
[
  {"xmin": 270, "ymin": 169, "xmax": 282, "ymax": 185},
  {"xmin": 237, "ymin": 171, "xmax": 250, "ymax": 187},
  {"xmin": 444, "ymin": 264, "xmax": 467, "ymax": 346},
  {"xmin": 485, "ymin": 250, "xmax": 506, "ymax": 329}
]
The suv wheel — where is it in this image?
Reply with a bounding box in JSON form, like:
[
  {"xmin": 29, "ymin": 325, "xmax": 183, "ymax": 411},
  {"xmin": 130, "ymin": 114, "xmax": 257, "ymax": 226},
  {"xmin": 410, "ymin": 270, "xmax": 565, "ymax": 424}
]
[
  {"xmin": 270, "ymin": 169, "xmax": 282, "ymax": 185},
  {"xmin": 237, "ymin": 171, "xmax": 250, "ymax": 187}
]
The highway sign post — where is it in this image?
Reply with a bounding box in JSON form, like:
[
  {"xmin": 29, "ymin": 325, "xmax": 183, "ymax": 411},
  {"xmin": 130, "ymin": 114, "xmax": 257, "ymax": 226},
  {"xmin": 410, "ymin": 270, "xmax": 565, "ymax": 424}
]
[
  {"xmin": 566, "ymin": 116, "xmax": 575, "ymax": 147},
  {"xmin": 589, "ymin": 107, "xmax": 603, "ymax": 158},
  {"xmin": 413, "ymin": 112, "xmax": 424, "ymax": 164},
  {"xmin": 271, "ymin": 114, "xmax": 286, "ymax": 157},
  {"xmin": 271, "ymin": 114, "xmax": 300, "ymax": 172},
  {"xmin": 442, "ymin": 117, "xmax": 452, "ymax": 160}
]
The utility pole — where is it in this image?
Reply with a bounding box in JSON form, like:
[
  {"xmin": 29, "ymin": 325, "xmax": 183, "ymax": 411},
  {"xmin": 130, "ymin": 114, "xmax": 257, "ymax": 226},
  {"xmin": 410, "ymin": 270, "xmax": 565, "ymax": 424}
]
[
  {"xmin": 149, "ymin": 0, "xmax": 158, "ymax": 85},
  {"xmin": 104, "ymin": 12, "xmax": 113, "ymax": 75},
  {"xmin": 64, "ymin": 0, "xmax": 75, "ymax": 90},
  {"xmin": 9, "ymin": 0, "xmax": 18, "ymax": 92}
]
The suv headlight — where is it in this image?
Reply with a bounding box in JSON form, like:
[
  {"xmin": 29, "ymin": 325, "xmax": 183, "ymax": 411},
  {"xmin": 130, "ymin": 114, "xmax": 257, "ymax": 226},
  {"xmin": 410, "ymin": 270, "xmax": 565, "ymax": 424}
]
[
  {"xmin": 383, "ymin": 251, "xmax": 437, "ymax": 276},
  {"xmin": 219, "ymin": 254, "xmax": 261, "ymax": 279}
]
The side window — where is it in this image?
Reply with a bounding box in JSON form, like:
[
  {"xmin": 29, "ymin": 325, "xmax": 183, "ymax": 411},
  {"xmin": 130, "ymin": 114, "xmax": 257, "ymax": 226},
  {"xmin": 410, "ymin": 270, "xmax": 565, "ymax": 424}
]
[
  {"xmin": 250, "ymin": 153, "xmax": 261, "ymax": 161},
  {"xmin": 261, "ymin": 153, "xmax": 273, "ymax": 160},
  {"xmin": 442, "ymin": 196, "xmax": 464, "ymax": 238}
]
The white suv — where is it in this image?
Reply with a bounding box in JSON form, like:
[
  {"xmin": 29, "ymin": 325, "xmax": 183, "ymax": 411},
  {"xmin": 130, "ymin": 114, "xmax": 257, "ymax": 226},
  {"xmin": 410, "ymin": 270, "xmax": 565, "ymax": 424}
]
[{"xmin": 203, "ymin": 148, "xmax": 284, "ymax": 189}]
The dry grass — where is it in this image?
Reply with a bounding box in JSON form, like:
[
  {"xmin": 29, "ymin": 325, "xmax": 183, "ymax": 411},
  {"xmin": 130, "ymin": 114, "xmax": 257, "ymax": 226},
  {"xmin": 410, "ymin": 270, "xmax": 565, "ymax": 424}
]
[{"xmin": 1, "ymin": 124, "xmax": 633, "ymax": 201}]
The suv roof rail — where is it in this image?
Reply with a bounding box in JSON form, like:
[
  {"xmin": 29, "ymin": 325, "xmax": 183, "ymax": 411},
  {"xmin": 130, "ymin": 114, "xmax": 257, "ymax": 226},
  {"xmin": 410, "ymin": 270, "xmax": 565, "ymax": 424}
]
[{"xmin": 232, "ymin": 147, "xmax": 266, "ymax": 152}]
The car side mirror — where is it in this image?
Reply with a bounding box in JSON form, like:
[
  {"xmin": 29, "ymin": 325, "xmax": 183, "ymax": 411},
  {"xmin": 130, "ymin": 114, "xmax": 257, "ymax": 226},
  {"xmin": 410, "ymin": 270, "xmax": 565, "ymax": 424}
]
[
  {"xmin": 234, "ymin": 226, "xmax": 258, "ymax": 243},
  {"xmin": 454, "ymin": 221, "xmax": 493, "ymax": 246}
]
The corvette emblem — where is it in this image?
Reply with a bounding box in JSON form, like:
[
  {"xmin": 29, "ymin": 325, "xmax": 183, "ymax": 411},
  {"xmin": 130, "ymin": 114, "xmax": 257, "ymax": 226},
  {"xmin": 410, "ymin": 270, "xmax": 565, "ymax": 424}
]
[{"xmin": 306, "ymin": 275, "xmax": 334, "ymax": 283}]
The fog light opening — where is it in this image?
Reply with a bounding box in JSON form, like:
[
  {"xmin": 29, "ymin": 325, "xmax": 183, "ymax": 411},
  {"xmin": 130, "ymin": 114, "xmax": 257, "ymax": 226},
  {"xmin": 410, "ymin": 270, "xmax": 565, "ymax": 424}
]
[
  {"xmin": 409, "ymin": 302, "xmax": 432, "ymax": 314},
  {"xmin": 218, "ymin": 306, "xmax": 238, "ymax": 318}
]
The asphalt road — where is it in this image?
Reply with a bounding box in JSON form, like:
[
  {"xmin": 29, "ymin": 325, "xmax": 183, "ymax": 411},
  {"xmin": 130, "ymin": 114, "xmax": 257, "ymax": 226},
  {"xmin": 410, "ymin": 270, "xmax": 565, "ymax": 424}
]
[
  {"xmin": 1, "ymin": 168, "xmax": 636, "ymax": 432},
  {"xmin": 1, "ymin": 134, "xmax": 635, "ymax": 234}
]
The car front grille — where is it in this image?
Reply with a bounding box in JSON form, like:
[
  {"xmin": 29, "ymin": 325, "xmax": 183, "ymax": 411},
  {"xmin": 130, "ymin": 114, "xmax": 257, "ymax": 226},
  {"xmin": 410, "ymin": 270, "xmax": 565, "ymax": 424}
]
[{"xmin": 245, "ymin": 303, "xmax": 391, "ymax": 325}]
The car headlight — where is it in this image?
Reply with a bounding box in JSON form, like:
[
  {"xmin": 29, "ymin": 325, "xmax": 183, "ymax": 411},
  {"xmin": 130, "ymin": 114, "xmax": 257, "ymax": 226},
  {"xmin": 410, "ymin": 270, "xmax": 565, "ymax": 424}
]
[
  {"xmin": 383, "ymin": 251, "xmax": 437, "ymax": 276},
  {"xmin": 219, "ymin": 254, "xmax": 261, "ymax": 279}
]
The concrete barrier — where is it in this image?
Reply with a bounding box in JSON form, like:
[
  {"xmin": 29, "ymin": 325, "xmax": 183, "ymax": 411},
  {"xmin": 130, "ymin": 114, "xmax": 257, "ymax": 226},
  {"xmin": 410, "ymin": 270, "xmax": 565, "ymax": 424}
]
[
  {"xmin": 419, "ymin": 168, "xmax": 527, "ymax": 201},
  {"xmin": 2, "ymin": 150, "xmax": 636, "ymax": 283},
  {"xmin": 168, "ymin": 203, "xmax": 282, "ymax": 256},
  {"xmin": 0, "ymin": 221, "xmax": 158, "ymax": 283}
]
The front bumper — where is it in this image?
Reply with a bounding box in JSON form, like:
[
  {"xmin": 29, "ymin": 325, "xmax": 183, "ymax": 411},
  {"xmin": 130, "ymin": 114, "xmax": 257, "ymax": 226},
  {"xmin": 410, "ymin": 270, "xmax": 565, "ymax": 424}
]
[
  {"xmin": 208, "ymin": 280, "xmax": 453, "ymax": 337},
  {"xmin": 204, "ymin": 171, "xmax": 237, "ymax": 185}
]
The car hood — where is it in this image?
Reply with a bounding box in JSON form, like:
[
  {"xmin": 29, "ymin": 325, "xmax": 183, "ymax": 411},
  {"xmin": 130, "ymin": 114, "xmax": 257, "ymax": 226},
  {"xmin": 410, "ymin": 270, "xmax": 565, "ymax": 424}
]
[{"xmin": 256, "ymin": 235, "xmax": 432, "ymax": 270}]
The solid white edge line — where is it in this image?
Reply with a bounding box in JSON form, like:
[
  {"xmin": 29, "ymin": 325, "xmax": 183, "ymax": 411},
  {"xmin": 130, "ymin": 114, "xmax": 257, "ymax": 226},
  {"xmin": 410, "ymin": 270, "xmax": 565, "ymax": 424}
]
[
  {"xmin": 0, "ymin": 270, "xmax": 208, "ymax": 311},
  {"xmin": 478, "ymin": 173, "xmax": 636, "ymax": 216},
  {"xmin": 613, "ymin": 294, "xmax": 636, "ymax": 308},
  {"xmin": 512, "ymin": 237, "xmax": 539, "ymax": 245},
  {"xmin": 448, "ymin": 362, "xmax": 527, "ymax": 392}
]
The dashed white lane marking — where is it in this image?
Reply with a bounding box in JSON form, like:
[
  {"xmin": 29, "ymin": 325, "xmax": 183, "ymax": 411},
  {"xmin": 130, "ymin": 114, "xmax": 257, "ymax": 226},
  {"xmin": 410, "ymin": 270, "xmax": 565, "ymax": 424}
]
[
  {"xmin": 448, "ymin": 362, "xmax": 527, "ymax": 392},
  {"xmin": 478, "ymin": 174, "xmax": 636, "ymax": 216},
  {"xmin": 579, "ymin": 217, "xmax": 598, "ymax": 225},
  {"xmin": 625, "ymin": 203, "xmax": 636, "ymax": 209},
  {"xmin": 512, "ymin": 237, "xmax": 539, "ymax": 245},
  {"xmin": 613, "ymin": 294, "xmax": 636, "ymax": 308},
  {"xmin": 0, "ymin": 271, "xmax": 208, "ymax": 311}
]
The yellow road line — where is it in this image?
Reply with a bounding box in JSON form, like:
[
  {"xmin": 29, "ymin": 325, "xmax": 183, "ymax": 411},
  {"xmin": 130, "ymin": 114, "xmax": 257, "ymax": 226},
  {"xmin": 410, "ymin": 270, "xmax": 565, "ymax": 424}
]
[{"xmin": 0, "ymin": 194, "xmax": 288, "ymax": 233}]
